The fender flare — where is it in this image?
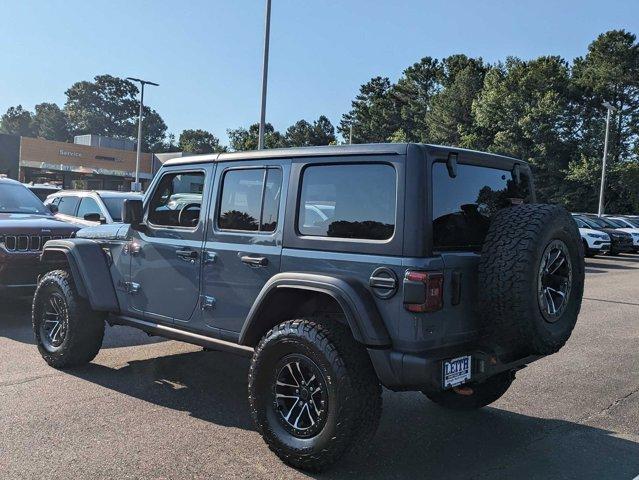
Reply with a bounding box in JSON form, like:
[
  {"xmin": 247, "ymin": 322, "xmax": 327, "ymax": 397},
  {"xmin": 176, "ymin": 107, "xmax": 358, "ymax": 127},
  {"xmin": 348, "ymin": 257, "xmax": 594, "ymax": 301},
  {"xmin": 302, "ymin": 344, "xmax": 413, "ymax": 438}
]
[
  {"xmin": 40, "ymin": 239, "xmax": 120, "ymax": 312},
  {"xmin": 238, "ymin": 272, "xmax": 391, "ymax": 347}
]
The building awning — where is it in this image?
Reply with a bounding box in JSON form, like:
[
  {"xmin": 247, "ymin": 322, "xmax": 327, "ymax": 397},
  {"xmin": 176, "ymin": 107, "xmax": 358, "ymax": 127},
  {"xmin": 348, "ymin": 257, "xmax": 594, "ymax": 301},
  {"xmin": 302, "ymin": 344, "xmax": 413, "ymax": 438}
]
[{"xmin": 20, "ymin": 160, "xmax": 153, "ymax": 179}]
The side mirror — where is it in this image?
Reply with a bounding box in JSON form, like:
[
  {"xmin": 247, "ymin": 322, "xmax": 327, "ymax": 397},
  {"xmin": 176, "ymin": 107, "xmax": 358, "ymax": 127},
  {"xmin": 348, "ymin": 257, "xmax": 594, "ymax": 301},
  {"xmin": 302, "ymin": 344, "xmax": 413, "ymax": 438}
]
[
  {"xmin": 48, "ymin": 203, "xmax": 58, "ymax": 214},
  {"xmin": 83, "ymin": 213, "xmax": 106, "ymax": 223},
  {"xmin": 446, "ymin": 152, "xmax": 458, "ymax": 178},
  {"xmin": 123, "ymin": 199, "xmax": 144, "ymax": 229}
]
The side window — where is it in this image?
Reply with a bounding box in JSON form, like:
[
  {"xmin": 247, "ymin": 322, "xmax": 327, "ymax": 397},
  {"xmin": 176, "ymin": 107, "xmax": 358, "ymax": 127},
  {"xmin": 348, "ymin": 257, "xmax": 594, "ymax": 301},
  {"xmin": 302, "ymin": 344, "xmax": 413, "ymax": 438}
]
[
  {"xmin": 298, "ymin": 163, "xmax": 396, "ymax": 240},
  {"xmin": 57, "ymin": 196, "xmax": 79, "ymax": 216},
  {"xmin": 218, "ymin": 167, "xmax": 283, "ymax": 232},
  {"xmin": 432, "ymin": 163, "xmax": 531, "ymax": 250},
  {"xmin": 147, "ymin": 171, "xmax": 205, "ymax": 228},
  {"xmin": 77, "ymin": 197, "xmax": 102, "ymax": 219}
]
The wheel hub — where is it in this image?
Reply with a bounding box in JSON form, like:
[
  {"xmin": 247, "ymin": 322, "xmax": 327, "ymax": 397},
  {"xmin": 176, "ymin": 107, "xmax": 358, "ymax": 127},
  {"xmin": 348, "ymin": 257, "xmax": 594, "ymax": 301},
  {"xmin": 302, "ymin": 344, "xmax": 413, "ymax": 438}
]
[
  {"xmin": 40, "ymin": 292, "xmax": 68, "ymax": 351},
  {"xmin": 538, "ymin": 240, "xmax": 572, "ymax": 322},
  {"xmin": 273, "ymin": 354, "xmax": 328, "ymax": 438}
]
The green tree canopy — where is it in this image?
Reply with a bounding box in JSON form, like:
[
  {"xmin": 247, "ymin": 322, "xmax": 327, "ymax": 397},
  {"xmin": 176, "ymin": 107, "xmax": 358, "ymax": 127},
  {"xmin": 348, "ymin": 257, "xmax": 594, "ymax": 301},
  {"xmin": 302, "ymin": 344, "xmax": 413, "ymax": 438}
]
[
  {"xmin": 64, "ymin": 74, "xmax": 167, "ymax": 150},
  {"xmin": 0, "ymin": 105, "xmax": 34, "ymax": 137},
  {"xmin": 284, "ymin": 115, "xmax": 335, "ymax": 147},
  {"xmin": 32, "ymin": 103, "xmax": 70, "ymax": 141},
  {"xmin": 227, "ymin": 123, "xmax": 286, "ymax": 151},
  {"xmin": 178, "ymin": 129, "xmax": 226, "ymax": 154}
]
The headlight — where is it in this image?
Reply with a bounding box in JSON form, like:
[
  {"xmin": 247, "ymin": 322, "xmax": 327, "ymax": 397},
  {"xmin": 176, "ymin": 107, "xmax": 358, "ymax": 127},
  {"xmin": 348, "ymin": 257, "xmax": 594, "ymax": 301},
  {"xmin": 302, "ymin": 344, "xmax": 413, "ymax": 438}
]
[{"xmin": 632, "ymin": 233, "xmax": 639, "ymax": 238}]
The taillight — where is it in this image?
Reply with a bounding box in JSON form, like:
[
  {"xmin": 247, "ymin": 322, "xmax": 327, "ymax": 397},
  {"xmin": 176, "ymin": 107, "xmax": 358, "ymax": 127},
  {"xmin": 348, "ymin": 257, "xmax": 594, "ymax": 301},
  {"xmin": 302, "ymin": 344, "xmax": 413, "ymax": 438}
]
[{"xmin": 403, "ymin": 271, "xmax": 444, "ymax": 313}]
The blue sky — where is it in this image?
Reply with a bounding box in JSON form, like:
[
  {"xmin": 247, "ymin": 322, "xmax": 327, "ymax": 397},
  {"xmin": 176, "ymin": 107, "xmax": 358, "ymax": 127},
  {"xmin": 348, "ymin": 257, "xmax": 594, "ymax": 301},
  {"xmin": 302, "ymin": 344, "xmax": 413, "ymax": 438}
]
[{"xmin": 1, "ymin": 0, "xmax": 638, "ymax": 145}]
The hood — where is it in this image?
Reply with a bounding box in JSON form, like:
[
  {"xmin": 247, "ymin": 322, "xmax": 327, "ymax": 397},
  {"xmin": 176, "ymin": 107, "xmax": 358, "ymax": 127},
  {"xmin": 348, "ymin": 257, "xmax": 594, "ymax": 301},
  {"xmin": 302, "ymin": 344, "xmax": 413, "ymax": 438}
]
[
  {"xmin": 600, "ymin": 228, "xmax": 632, "ymax": 238},
  {"xmin": 76, "ymin": 223, "xmax": 130, "ymax": 241},
  {"xmin": 0, "ymin": 213, "xmax": 79, "ymax": 235}
]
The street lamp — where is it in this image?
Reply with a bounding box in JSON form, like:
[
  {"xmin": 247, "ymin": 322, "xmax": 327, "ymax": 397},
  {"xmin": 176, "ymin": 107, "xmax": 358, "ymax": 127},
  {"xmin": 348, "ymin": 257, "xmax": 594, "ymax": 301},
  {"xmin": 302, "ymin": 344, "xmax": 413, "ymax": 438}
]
[
  {"xmin": 597, "ymin": 101, "xmax": 617, "ymax": 217},
  {"xmin": 258, "ymin": 0, "xmax": 272, "ymax": 150},
  {"xmin": 126, "ymin": 77, "xmax": 159, "ymax": 192}
]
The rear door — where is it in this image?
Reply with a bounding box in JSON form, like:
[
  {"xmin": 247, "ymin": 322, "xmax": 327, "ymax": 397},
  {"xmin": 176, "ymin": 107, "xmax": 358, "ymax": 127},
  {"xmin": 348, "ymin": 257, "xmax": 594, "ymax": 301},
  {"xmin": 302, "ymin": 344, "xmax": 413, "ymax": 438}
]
[
  {"xmin": 431, "ymin": 160, "xmax": 533, "ymax": 343},
  {"xmin": 192, "ymin": 159, "xmax": 289, "ymax": 338}
]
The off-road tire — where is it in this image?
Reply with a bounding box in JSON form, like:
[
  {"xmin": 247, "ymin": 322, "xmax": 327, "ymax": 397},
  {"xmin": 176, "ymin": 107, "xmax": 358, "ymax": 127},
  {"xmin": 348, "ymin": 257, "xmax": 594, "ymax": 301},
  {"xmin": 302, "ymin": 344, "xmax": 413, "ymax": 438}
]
[
  {"xmin": 478, "ymin": 204, "xmax": 584, "ymax": 355},
  {"xmin": 424, "ymin": 371, "xmax": 514, "ymax": 410},
  {"xmin": 32, "ymin": 270, "xmax": 105, "ymax": 368},
  {"xmin": 248, "ymin": 319, "xmax": 382, "ymax": 472}
]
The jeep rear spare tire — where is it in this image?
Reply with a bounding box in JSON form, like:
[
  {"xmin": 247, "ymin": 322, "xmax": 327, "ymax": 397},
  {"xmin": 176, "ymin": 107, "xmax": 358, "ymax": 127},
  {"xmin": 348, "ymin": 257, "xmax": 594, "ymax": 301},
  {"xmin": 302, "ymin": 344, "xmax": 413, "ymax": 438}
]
[{"xmin": 478, "ymin": 204, "xmax": 584, "ymax": 355}]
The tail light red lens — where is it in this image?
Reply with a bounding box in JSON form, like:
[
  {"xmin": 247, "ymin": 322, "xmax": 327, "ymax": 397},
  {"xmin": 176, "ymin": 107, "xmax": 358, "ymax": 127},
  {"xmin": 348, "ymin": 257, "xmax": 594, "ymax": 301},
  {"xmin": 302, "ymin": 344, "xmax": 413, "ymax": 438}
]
[{"xmin": 403, "ymin": 271, "xmax": 444, "ymax": 313}]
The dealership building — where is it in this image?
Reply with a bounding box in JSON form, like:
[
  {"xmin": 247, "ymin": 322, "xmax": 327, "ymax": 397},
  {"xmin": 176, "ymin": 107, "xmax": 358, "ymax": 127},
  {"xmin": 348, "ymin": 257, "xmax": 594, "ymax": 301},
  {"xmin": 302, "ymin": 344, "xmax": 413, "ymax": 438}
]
[{"xmin": 0, "ymin": 133, "xmax": 159, "ymax": 191}]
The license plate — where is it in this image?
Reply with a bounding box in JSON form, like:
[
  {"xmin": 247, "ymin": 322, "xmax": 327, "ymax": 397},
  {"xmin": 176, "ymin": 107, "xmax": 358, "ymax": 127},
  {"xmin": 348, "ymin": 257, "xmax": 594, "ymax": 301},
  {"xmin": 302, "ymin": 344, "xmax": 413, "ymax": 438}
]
[{"xmin": 443, "ymin": 355, "xmax": 472, "ymax": 388}]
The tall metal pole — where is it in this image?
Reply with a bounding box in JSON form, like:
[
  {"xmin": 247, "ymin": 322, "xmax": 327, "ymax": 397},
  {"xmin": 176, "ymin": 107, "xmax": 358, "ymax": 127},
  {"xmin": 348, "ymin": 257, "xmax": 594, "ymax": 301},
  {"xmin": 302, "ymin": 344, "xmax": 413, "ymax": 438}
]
[
  {"xmin": 134, "ymin": 83, "xmax": 145, "ymax": 190},
  {"xmin": 349, "ymin": 123, "xmax": 353, "ymax": 145},
  {"xmin": 598, "ymin": 103, "xmax": 616, "ymax": 216},
  {"xmin": 126, "ymin": 77, "xmax": 159, "ymax": 192},
  {"xmin": 258, "ymin": 0, "xmax": 272, "ymax": 150}
]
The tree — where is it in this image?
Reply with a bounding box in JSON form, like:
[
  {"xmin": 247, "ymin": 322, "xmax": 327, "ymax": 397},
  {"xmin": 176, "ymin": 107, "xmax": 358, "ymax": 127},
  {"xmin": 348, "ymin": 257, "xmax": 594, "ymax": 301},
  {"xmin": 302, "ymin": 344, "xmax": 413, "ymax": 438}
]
[
  {"xmin": 284, "ymin": 115, "xmax": 335, "ymax": 147},
  {"xmin": 0, "ymin": 105, "xmax": 34, "ymax": 137},
  {"xmin": 178, "ymin": 129, "xmax": 226, "ymax": 154},
  {"xmin": 64, "ymin": 74, "xmax": 167, "ymax": 150},
  {"xmin": 32, "ymin": 103, "xmax": 70, "ymax": 141},
  {"xmin": 426, "ymin": 55, "xmax": 487, "ymax": 146},
  {"xmin": 466, "ymin": 56, "xmax": 574, "ymax": 202},
  {"xmin": 338, "ymin": 77, "xmax": 401, "ymax": 143},
  {"xmin": 227, "ymin": 123, "xmax": 285, "ymax": 151},
  {"xmin": 392, "ymin": 56, "xmax": 442, "ymax": 142}
]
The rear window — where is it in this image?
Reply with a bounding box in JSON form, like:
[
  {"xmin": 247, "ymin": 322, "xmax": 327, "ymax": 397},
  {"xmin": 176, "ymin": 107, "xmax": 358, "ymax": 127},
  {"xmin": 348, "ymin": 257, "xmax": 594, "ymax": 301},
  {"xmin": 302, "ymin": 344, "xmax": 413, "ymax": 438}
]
[
  {"xmin": 432, "ymin": 163, "xmax": 532, "ymax": 250},
  {"xmin": 298, "ymin": 163, "xmax": 396, "ymax": 240}
]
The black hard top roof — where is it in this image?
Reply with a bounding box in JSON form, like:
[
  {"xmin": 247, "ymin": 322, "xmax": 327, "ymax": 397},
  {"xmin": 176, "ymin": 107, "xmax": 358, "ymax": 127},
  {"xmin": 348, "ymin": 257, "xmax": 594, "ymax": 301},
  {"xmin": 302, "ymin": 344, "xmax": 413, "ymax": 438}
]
[{"xmin": 163, "ymin": 143, "xmax": 525, "ymax": 167}]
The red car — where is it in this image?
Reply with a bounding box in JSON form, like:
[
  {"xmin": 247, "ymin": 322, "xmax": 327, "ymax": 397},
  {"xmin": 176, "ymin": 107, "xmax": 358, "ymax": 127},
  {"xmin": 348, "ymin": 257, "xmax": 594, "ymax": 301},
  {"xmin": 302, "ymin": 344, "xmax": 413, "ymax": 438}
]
[{"xmin": 0, "ymin": 177, "xmax": 78, "ymax": 295}]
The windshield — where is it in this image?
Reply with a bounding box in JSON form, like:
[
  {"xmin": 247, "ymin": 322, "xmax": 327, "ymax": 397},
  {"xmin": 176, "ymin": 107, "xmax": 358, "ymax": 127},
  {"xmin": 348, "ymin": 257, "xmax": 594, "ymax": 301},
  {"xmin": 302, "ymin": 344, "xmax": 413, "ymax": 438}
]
[
  {"xmin": 604, "ymin": 218, "xmax": 625, "ymax": 228},
  {"xmin": 101, "ymin": 197, "xmax": 128, "ymax": 222},
  {"xmin": 622, "ymin": 218, "xmax": 639, "ymax": 228},
  {"xmin": 0, "ymin": 184, "xmax": 49, "ymax": 215},
  {"xmin": 582, "ymin": 216, "xmax": 607, "ymax": 229}
]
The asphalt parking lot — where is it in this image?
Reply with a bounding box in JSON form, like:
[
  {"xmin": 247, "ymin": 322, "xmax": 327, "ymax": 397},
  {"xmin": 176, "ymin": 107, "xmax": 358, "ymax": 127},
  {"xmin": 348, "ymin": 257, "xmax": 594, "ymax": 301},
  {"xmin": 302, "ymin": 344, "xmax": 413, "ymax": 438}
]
[{"xmin": 1, "ymin": 255, "xmax": 638, "ymax": 480}]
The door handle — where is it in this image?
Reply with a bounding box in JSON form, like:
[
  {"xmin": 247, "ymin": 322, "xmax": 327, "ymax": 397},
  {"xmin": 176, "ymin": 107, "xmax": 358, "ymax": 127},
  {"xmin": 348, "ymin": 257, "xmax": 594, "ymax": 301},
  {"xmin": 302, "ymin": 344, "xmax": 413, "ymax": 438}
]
[
  {"xmin": 241, "ymin": 255, "xmax": 268, "ymax": 267},
  {"xmin": 176, "ymin": 248, "xmax": 198, "ymax": 262}
]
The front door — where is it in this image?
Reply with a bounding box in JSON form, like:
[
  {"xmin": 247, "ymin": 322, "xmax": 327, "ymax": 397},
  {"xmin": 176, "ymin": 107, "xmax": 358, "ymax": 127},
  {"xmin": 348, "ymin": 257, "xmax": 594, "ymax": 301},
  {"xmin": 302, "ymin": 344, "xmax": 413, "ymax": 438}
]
[
  {"xmin": 194, "ymin": 160, "xmax": 289, "ymax": 338},
  {"xmin": 128, "ymin": 166, "xmax": 212, "ymax": 324}
]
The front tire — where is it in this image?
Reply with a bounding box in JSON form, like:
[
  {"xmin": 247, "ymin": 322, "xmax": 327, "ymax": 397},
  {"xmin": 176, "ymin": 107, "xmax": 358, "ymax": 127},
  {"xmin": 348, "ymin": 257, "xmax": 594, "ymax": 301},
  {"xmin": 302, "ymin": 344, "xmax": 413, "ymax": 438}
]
[
  {"xmin": 248, "ymin": 319, "xmax": 382, "ymax": 472},
  {"xmin": 424, "ymin": 371, "xmax": 514, "ymax": 410},
  {"xmin": 32, "ymin": 270, "xmax": 105, "ymax": 368}
]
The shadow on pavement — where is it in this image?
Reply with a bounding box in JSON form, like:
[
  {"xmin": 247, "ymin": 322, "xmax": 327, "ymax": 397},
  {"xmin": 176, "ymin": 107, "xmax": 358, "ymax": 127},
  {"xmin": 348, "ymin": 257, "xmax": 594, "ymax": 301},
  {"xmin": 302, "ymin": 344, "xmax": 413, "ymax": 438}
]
[
  {"xmin": 0, "ymin": 298, "xmax": 165, "ymax": 348},
  {"xmin": 67, "ymin": 349, "xmax": 639, "ymax": 480}
]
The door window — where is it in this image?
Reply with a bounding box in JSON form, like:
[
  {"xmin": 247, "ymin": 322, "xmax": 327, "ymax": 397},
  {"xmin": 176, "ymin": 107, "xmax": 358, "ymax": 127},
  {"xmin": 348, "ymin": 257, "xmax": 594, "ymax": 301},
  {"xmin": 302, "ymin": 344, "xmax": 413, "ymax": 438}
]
[
  {"xmin": 297, "ymin": 163, "xmax": 396, "ymax": 240},
  {"xmin": 147, "ymin": 171, "xmax": 205, "ymax": 228},
  {"xmin": 57, "ymin": 196, "xmax": 79, "ymax": 216},
  {"xmin": 77, "ymin": 197, "xmax": 102, "ymax": 219},
  {"xmin": 218, "ymin": 168, "xmax": 282, "ymax": 232}
]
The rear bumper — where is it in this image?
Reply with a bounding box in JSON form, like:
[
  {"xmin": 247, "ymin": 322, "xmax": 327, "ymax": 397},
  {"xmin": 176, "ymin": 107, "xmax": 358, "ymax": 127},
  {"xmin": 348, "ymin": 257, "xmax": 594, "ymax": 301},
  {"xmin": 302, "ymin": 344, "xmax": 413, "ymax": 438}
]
[{"xmin": 368, "ymin": 346, "xmax": 540, "ymax": 392}]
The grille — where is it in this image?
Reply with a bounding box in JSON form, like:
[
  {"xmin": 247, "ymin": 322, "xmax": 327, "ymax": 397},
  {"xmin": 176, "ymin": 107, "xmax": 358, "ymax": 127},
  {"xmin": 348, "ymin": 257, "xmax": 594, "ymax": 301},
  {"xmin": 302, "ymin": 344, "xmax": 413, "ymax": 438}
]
[{"xmin": 1, "ymin": 234, "xmax": 63, "ymax": 252}]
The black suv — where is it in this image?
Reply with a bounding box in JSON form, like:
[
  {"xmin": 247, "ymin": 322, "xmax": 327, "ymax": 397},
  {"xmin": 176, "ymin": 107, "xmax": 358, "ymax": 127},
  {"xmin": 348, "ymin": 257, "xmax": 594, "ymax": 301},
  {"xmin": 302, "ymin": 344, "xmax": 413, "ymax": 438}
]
[{"xmin": 32, "ymin": 144, "xmax": 584, "ymax": 471}]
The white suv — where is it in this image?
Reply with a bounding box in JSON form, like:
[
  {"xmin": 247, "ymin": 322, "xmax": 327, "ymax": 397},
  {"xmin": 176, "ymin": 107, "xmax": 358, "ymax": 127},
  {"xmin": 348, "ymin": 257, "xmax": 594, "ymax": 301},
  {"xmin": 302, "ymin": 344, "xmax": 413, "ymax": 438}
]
[
  {"xmin": 607, "ymin": 216, "xmax": 639, "ymax": 252},
  {"xmin": 573, "ymin": 216, "xmax": 611, "ymax": 257}
]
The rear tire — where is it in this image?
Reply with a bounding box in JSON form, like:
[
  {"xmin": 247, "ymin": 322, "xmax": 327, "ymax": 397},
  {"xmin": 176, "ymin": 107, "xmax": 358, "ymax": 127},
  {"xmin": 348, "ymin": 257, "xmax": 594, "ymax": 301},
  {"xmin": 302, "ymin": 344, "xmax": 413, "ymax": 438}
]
[
  {"xmin": 248, "ymin": 319, "xmax": 382, "ymax": 472},
  {"xmin": 423, "ymin": 371, "xmax": 514, "ymax": 410},
  {"xmin": 32, "ymin": 270, "xmax": 105, "ymax": 368}
]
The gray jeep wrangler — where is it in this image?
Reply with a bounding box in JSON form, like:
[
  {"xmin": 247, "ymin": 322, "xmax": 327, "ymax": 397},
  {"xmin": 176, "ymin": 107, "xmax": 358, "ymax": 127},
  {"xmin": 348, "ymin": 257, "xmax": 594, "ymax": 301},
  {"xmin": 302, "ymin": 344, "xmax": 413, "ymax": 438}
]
[{"xmin": 32, "ymin": 143, "xmax": 584, "ymax": 471}]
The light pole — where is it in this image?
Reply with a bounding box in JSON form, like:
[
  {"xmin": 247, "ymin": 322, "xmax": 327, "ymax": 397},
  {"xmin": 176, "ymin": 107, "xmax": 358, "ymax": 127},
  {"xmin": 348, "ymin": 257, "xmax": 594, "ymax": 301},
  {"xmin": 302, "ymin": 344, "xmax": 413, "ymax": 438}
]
[
  {"xmin": 127, "ymin": 77, "xmax": 159, "ymax": 191},
  {"xmin": 258, "ymin": 0, "xmax": 272, "ymax": 150},
  {"xmin": 597, "ymin": 102, "xmax": 616, "ymax": 216}
]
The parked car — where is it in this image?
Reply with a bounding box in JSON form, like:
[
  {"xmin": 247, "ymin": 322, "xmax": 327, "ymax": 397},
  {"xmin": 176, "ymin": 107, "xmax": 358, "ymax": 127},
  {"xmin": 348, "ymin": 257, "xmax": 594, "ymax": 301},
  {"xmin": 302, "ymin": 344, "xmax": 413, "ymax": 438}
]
[
  {"xmin": 573, "ymin": 216, "xmax": 611, "ymax": 257},
  {"xmin": 573, "ymin": 214, "xmax": 634, "ymax": 255},
  {"xmin": 0, "ymin": 178, "xmax": 78, "ymax": 295},
  {"xmin": 606, "ymin": 216, "xmax": 639, "ymax": 252},
  {"xmin": 24, "ymin": 182, "xmax": 61, "ymax": 201},
  {"xmin": 33, "ymin": 144, "xmax": 585, "ymax": 471},
  {"xmin": 45, "ymin": 190, "xmax": 143, "ymax": 226}
]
